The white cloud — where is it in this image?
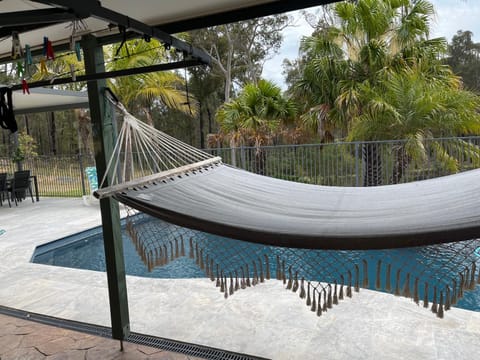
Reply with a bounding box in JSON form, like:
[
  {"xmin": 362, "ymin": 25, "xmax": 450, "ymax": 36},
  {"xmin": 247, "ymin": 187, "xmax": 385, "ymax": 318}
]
[{"xmin": 262, "ymin": 0, "xmax": 480, "ymax": 90}]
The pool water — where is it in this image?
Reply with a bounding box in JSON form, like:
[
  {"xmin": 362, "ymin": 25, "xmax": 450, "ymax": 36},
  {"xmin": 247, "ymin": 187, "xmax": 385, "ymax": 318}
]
[{"xmin": 32, "ymin": 221, "xmax": 480, "ymax": 312}]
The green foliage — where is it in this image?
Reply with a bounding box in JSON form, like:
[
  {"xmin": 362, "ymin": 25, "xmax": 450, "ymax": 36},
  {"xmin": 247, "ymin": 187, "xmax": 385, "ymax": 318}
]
[
  {"xmin": 12, "ymin": 128, "xmax": 38, "ymax": 162},
  {"xmin": 445, "ymin": 30, "xmax": 480, "ymax": 92}
]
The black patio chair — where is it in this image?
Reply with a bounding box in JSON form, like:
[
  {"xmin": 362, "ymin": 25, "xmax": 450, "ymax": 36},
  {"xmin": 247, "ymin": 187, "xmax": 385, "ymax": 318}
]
[
  {"xmin": 0, "ymin": 172, "xmax": 11, "ymax": 207},
  {"xmin": 10, "ymin": 170, "xmax": 34, "ymax": 206}
]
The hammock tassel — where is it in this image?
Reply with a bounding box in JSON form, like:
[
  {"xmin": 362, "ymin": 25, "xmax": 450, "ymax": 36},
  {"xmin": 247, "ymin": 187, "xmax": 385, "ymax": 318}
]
[
  {"xmin": 210, "ymin": 259, "xmax": 215, "ymax": 282},
  {"xmin": 354, "ymin": 265, "xmax": 360, "ymax": 292},
  {"xmin": 463, "ymin": 268, "xmax": 470, "ymax": 290},
  {"xmin": 170, "ymin": 241, "xmax": 174, "ymax": 261},
  {"xmin": 235, "ymin": 271, "xmax": 239, "ymax": 291},
  {"xmin": 327, "ymin": 284, "xmax": 333, "ymax": 309},
  {"xmin": 310, "ymin": 289, "xmax": 316, "ymax": 312},
  {"xmin": 163, "ymin": 244, "xmax": 168, "ymax": 265},
  {"xmin": 437, "ymin": 291, "xmax": 444, "ymax": 318},
  {"xmin": 413, "ymin": 277, "xmax": 419, "ymax": 305},
  {"xmin": 347, "ymin": 270, "xmax": 353, "ymax": 298},
  {"xmin": 322, "ymin": 288, "xmax": 328, "ymax": 312},
  {"xmin": 469, "ymin": 262, "xmax": 476, "ymax": 290},
  {"xmin": 394, "ymin": 269, "xmax": 401, "ymax": 296},
  {"xmin": 299, "ymin": 278, "xmax": 306, "ymax": 299},
  {"xmin": 431, "ymin": 286, "xmax": 438, "ymax": 314},
  {"xmin": 458, "ymin": 273, "xmax": 464, "ymax": 299},
  {"xmin": 445, "ymin": 286, "xmax": 451, "ymax": 311},
  {"xmin": 199, "ymin": 249, "xmax": 205, "ymax": 270},
  {"xmin": 175, "ymin": 238, "xmax": 179, "ymax": 259},
  {"xmin": 306, "ymin": 282, "xmax": 311, "ymax": 306},
  {"xmin": 189, "ymin": 238, "xmax": 194, "ymax": 259},
  {"xmin": 451, "ymin": 279, "xmax": 457, "ymax": 305},
  {"xmin": 423, "ymin": 282, "xmax": 429, "ymax": 308},
  {"xmin": 220, "ymin": 271, "xmax": 225, "ymax": 293},
  {"xmin": 362, "ymin": 259, "xmax": 369, "ymax": 289},
  {"xmin": 205, "ymin": 254, "xmax": 210, "ymax": 278},
  {"xmin": 282, "ymin": 260, "xmax": 286, "ymax": 285},
  {"xmin": 276, "ymin": 256, "xmax": 281, "ymax": 280},
  {"xmin": 252, "ymin": 261, "xmax": 258, "ymax": 286},
  {"xmin": 224, "ymin": 276, "xmax": 228, "ymax": 299},
  {"xmin": 333, "ymin": 281, "xmax": 338, "ymax": 305},
  {"xmin": 180, "ymin": 236, "xmax": 185, "ymax": 257},
  {"xmin": 375, "ymin": 260, "xmax": 382, "ymax": 289},
  {"xmin": 317, "ymin": 290, "xmax": 322, "ymax": 317},
  {"xmin": 195, "ymin": 243, "xmax": 199, "ymax": 265},
  {"xmin": 229, "ymin": 274, "xmax": 234, "ymax": 295},
  {"xmin": 246, "ymin": 265, "xmax": 251, "ymax": 287},
  {"xmin": 264, "ymin": 255, "xmax": 271, "ymax": 280},
  {"xmin": 403, "ymin": 273, "xmax": 411, "ymax": 299},
  {"xmin": 286, "ymin": 266, "xmax": 293, "ymax": 290},
  {"xmin": 259, "ymin": 258, "xmax": 265, "ymax": 283},
  {"xmin": 216, "ymin": 265, "xmax": 220, "ymax": 287},
  {"xmin": 339, "ymin": 275, "xmax": 344, "ymax": 301},
  {"xmin": 241, "ymin": 267, "xmax": 246, "ymax": 289},
  {"xmin": 292, "ymin": 272, "xmax": 299, "ymax": 293}
]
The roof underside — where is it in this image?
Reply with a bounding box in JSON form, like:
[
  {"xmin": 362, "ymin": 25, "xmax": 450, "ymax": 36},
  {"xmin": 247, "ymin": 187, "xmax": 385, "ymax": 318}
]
[
  {"xmin": 0, "ymin": 0, "xmax": 334, "ymax": 61},
  {"xmin": 11, "ymin": 87, "xmax": 89, "ymax": 114}
]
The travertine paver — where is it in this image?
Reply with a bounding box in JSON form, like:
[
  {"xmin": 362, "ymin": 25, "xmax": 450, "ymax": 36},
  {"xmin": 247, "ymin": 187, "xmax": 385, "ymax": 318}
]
[{"xmin": 0, "ymin": 313, "xmax": 201, "ymax": 360}]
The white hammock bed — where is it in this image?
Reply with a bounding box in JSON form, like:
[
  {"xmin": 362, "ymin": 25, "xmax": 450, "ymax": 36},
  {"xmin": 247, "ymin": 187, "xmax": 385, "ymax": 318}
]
[{"xmin": 95, "ymin": 103, "xmax": 480, "ymax": 250}]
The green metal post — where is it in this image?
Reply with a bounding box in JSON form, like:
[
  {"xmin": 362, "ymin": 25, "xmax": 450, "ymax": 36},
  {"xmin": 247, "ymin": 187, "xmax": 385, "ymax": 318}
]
[{"xmin": 81, "ymin": 34, "xmax": 130, "ymax": 340}]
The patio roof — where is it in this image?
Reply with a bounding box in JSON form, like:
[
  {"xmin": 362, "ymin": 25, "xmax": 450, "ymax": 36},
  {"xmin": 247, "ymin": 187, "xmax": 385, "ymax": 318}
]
[{"xmin": 0, "ymin": 1, "xmax": 335, "ymax": 63}]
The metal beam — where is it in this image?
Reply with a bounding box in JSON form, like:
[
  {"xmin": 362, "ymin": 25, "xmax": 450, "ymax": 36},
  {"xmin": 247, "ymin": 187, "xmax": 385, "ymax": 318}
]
[
  {"xmin": 0, "ymin": 8, "xmax": 79, "ymax": 27},
  {"xmin": 31, "ymin": 0, "xmax": 211, "ymax": 64},
  {"xmin": 9, "ymin": 59, "xmax": 205, "ymax": 91},
  {"xmin": 82, "ymin": 34, "xmax": 130, "ymax": 341}
]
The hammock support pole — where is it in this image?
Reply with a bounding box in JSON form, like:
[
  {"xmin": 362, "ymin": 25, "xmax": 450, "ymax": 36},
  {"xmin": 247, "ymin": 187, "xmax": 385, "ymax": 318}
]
[{"xmin": 83, "ymin": 34, "xmax": 130, "ymax": 340}]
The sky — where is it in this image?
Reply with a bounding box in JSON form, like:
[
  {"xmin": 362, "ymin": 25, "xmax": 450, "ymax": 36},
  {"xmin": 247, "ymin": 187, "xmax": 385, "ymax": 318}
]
[{"xmin": 262, "ymin": 0, "xmax": 480, "ymax": 89}]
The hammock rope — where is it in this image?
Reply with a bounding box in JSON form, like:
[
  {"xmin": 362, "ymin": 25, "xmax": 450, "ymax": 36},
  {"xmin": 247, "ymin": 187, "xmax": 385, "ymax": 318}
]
[{"xmin": 95, "ymin": 102, "xmax": 480, "ymax": 319}]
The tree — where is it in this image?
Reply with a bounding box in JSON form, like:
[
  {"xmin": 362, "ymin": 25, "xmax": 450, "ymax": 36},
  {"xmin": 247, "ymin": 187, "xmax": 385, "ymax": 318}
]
[
  {"xmin": 189, "ymin": 15, "xmax": 290, "ymax": 103},
  {"xmin": 216, "ymin": 79, "xmax": 296, "ymax": 173},
  {"xmin": 292, "ymin": 0, "xmax": 477, "ymax": 185},
  {"xmin": 445, "ymin": 30, "xmax": 480, "ymax": 92},
  {"xmin": 106, "ymin": 39, "xmax": 196, "ymax": 126}
]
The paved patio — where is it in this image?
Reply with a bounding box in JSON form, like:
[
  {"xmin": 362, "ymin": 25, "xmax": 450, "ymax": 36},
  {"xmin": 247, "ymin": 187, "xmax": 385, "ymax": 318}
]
[
  {"xmin": 1, "ymin": 197, "xmax": 480, "ymax": 359},
  {"xmin": 0, "ymin": 313, "xmax": 199, "ymax": 359}
]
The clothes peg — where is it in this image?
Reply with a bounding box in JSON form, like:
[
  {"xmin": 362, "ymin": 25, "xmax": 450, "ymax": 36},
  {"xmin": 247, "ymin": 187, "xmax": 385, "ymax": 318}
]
[
  {"xmin": 43, "ymin": 36, "xmax": 48, "ymax": 56},
  {"xmin": 46, "ymin": 40, "xmax": 55, "ymax": 60},
  {"xmin": 11, "ymin": 32, "xmax": 23, "ymax": 59},
  {"xmin": 22, "ymin": 79, "xmax": 30, "ymax": 95},
  {"xmin": 39, "ymin": 58, "xmax": 48, "ymax": 75},
  {"xmin": 75, "ymin": 42, "xmax": 82, "ymax": 61},
  {"xmin": 25, "ymin": 44, "xmax": 33, "ymax": 65},
  {"xmin": 16, "ymin": 61, "xmax": 24, "ymax": 78},
  {"xmin": 70, "ymin": 64, "xmax": 76, "ymax": 81}
]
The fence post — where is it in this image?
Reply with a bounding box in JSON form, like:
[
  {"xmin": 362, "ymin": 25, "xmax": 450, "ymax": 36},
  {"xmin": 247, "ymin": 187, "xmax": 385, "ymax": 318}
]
[
  {"xmin": 78, "ymin": 153, "xmax": 87, "ymax": 196},
  {"xmin": 354, "ymin": 142, "xmax": 360, "ymax": 187}
]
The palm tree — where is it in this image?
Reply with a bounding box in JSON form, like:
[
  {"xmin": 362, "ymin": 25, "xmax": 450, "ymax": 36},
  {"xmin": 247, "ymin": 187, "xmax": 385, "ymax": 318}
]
[
  {"xmin": 106, "ymin": 39, "xmax": 196, "ymax": 126},
  {"xmin": 216, "ymin": 79, "xmax": 296, "ymax": 173},
  {"xmin": 293, "ymin": 0, "xmax": 479, "ymax": 185}
]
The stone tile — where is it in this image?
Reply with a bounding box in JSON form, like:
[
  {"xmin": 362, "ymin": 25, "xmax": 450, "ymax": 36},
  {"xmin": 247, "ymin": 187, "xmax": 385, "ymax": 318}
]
[
  {"xmin": 136, "ymin": 344, "xmax": 163, "ymax": 355},
  {"xmin": 46, "ymin": 349, "xmax": 86, "ymax": 360},
  {"xmin": 1, "ymin": 347, "xmax": 46, "ymax": 360},
  {"xmin": 36, "ymin": 337, "xmax": 77, "ymax": 356},
  {"xmin": 21, "ymin": 333, "xmax": 60, "ymax": 348},
  {"xmin": 0, "ymin": 334, "xmax": 23, "ymax": 354},
  {"xmin": 72, "ymin": 334, "xmax": 105, "ymax": 350}
]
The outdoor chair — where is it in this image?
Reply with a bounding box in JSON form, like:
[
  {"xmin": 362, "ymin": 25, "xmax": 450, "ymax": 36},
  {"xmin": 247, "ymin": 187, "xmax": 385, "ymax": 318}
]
[
  {"xmin": 0, "ymin": 172, "xmax": 11, "ymax": 207},
  {"xmin": 10, "ymin": 170, "xmax": 34, "ymax": 206}
]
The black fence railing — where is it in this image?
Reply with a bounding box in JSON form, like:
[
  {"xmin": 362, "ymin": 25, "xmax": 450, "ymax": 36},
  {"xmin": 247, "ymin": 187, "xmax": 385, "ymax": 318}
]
[{"xmin": 1, "ymin": 136, "xmax": 480, "ymax": 197}]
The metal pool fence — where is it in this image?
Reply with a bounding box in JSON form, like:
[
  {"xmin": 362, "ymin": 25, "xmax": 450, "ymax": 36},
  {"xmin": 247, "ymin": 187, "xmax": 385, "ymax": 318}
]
[{"xmin": 1, "ymin": 136, "xmax": 480, "ymax": 197}]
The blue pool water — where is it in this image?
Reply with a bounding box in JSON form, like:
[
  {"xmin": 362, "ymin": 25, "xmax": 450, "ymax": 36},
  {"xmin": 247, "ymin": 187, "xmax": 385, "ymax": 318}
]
[{"xmin": 32, "ymin": 220, "xmax": 480, "ymax": 312}]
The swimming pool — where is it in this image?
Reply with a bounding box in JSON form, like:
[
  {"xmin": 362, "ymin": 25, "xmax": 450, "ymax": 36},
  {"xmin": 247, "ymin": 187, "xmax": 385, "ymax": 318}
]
[{"xmin": 32, "ymin": 215, "xmax": 480, "ymax": 312}]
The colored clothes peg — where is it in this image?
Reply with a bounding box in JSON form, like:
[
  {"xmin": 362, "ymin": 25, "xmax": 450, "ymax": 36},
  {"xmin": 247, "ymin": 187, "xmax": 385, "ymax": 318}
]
[
  {"xmin": 46, "ymin": 40, "xmax": 55, "ymax": 60},
  {"xmin": 25, "ymin": 44, "xmax": 33, "ymax": 65},
  {"xmin": 11, "ymin": 32, "xmax": 23, "ymax": 59},
  {"xmin": 75, "ymin": 42, "xmax": 82, "ymax": 61},
  {"xmin": 22, "ymin": 79, "xmax": 30, "ymax": 95},
  {"xmin": 16, "ymin": 61, "xmax": 24, "ymax": 78},
  {"xmin": 39, "ymin": 58, "xmax": 48, "ymax": 75}
]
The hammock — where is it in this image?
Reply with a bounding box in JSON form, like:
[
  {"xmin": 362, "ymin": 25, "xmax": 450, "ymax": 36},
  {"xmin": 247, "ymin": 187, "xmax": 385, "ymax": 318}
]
[{"xmin": 95, "ymin": 102, "xmax": 480, "ymax": 318}]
